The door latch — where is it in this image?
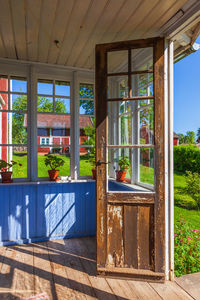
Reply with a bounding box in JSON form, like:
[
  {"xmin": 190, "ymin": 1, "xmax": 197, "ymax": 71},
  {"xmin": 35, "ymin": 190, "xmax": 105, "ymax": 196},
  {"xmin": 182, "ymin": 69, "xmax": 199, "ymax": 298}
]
[{"xmin": 96, "ymin": 160, "xmax": 110, "ymax": 166}]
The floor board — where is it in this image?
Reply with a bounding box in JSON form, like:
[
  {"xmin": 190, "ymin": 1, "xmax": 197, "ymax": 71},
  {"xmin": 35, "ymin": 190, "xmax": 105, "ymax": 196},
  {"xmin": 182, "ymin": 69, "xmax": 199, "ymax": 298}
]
[{"xmin": 0, "ymin": 237, "xmax": 199, "ymax": 300}]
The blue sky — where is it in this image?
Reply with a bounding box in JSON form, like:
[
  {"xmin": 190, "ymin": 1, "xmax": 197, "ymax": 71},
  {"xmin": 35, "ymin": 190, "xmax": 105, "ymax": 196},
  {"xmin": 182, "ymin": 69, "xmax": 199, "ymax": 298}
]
[{"xmin": 174, "ymin": 34, "xmax": 200, "ymax": 136}]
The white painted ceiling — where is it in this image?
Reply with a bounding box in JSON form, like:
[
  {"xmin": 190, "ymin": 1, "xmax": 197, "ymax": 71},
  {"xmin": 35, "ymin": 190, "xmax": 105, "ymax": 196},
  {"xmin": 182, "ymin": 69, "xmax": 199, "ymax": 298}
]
[{"xmin": 0, "ymin": 0, "xmax": 199, "ymax": 70}]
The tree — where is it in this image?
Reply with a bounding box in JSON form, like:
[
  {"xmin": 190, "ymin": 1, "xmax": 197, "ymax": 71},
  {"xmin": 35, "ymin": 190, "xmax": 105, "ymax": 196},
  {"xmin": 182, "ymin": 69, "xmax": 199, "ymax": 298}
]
[
  {"xmin": 82, "ymin": 118, "xmax": 96, "ymax": 156},
  {"xmin": 185, "ymin": 131, "xmax": 195, "ymax": 144},
  {"xmin": 197, "ymin": 128, "xmax": 200, "ymax": 142},
  {"xmin": 80, "ymin": 84, "xmax": 94, "ymax": 115},
  {"xmin": 178, "ymin": 133, "xmax": 185, "ymax": 144}
]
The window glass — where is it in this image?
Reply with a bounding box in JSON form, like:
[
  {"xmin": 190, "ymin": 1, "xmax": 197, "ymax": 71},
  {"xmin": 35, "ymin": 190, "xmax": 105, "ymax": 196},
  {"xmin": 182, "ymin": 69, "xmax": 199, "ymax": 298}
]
[
  {"xmin": 11, "ymin": 76, "xmax": 27, "ymax": 93},
  {"xmin": 55, "ymin": 81, "xmax": 70, "ymax": 97},
  {"xmin": 37, "ymin": 79, "xmax": 71, "ymax": 178},
  {"xmin": 37, "ymin": 79, "xmax": 53, "ymax": 95},
  {"xmin": 0, "ymin": 76, "xmax": 28, "ymax": 179},
  {"xmin": 79, "ymin": 83, "xmax": 95, "ymax": 177},
  {"xmin": 37, "ymin": 147, "xmax": 70, "ymax": 177}
]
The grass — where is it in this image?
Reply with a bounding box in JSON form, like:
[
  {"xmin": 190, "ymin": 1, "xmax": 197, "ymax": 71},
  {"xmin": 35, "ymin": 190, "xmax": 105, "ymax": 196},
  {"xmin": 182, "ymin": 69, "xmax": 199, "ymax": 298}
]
[
  {"xmin": 175, "ymin": 206, "xmax": 200, "ymax": 229},
  {"xmin": 12, "ymin": 152, "xmax": 200, "ymax": 228}
]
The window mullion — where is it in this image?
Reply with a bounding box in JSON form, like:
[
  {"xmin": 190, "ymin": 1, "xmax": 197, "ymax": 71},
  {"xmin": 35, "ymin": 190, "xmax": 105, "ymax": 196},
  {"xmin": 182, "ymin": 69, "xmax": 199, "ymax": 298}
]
[
  {"xmin": 70, "ymin": 71, "xmax": 79, "ymax": 179},
  {"xmin": 28, "ymin": 65, "xmax": 38, "ymax": 181}
]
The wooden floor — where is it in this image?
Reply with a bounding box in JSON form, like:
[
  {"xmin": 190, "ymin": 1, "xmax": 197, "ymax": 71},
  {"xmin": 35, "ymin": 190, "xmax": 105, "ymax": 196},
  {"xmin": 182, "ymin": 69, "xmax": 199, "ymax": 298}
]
[{"xmin": 0, "ymin": 237, "xmax": 199, "ymax": 300}]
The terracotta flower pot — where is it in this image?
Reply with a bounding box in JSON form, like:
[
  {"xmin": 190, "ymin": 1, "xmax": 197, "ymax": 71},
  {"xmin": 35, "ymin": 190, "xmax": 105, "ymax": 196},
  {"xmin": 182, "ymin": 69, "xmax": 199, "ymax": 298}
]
[
  {"xmin": 1, "ymin": 171, "xmax": 13, "ymax": 183},
  {"xmin": 116, "ymin": 170, "xmax": 127, "ymax": 182},
  {"xmin": 92, "ymin": 168, "xmax": 96, "ymax": 180},
  {"xmin": 48, "ymin": 170, "xmax": 60, "ymax": 181}
]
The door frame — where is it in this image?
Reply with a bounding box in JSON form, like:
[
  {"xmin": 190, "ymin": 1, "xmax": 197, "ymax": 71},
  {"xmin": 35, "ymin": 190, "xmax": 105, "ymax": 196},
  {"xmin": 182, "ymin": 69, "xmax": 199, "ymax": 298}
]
[{"xmin": 95, "ymin": 37, "xmax": 174, "ymax": 281}]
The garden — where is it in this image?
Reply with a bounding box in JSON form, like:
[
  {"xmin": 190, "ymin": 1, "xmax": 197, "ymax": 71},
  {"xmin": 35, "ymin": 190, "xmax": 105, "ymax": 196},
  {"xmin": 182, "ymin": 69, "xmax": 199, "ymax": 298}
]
[{"xmin": 174, "ymin": 145, "xmax": 200, "ymax": 276}]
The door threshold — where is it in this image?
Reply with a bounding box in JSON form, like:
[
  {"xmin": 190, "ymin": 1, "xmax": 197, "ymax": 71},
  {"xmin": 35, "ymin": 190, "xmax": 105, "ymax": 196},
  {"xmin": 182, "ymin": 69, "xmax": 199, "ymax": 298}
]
[{"xmin": 97, "ymin": 267, "xmax": 165, "ymax": 282}]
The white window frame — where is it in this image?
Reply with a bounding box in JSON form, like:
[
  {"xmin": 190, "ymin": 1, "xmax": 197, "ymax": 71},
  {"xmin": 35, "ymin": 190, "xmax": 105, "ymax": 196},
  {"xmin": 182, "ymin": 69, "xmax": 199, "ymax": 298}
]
[
  {"xmin": 0, "ymin": 74, "xmax": 29, "ymax": 181},
  {"xmin": 0, "ymin": 61, "xmax": 95, "ymax": 182}
]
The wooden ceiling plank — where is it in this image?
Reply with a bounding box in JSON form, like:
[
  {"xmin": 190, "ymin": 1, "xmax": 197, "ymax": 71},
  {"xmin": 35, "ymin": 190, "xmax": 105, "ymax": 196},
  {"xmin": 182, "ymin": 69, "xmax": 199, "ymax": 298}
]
[
  {"xmin": 0, "ymin": 0, "xmax": 16, "ymax": 59},
  {"xmin": 56, "ymin": 0, "xmax": 92, "ymax": 66},
  {"xmin": 87, "ymin": 0, "xmax": 186, "ymax": 70},
  {"xmin": 66, "ymin": 0, "xmax": 109, "ymax": 67},
  {"xmin": 10, "ymin": 0, "xmax": 27, "ymax": 60},
  {"xmin": 130, "ymin": 0, "xmax": 187, "ymax": 40},
  {"xmin": 38, "ymin": 0, "xmax": 58, "ymax": 63},
  {"xmin": 83, "ymin": 0, "xmax": 159, "ymax": 69},
  {"xmin": 47, "ymin": 0, "xmax": 74, "ymax": 64},
  {"xmin": 0, "ymin": 30, "xmax": 6, "ymax": 58},
  {"xmin": 26, "ymin": 0, "xmax": 42, "ymax": 62},
  {"xmin": 75, "ymin": 0, "xmax": 126, "ymax": 68}
]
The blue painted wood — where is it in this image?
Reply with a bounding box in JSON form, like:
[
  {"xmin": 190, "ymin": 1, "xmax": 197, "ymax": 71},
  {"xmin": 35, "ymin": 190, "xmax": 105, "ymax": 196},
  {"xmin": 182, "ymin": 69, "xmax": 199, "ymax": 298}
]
[{"xmin": 0, "ymin": 182, "xmax": 96, "ymax": 246}]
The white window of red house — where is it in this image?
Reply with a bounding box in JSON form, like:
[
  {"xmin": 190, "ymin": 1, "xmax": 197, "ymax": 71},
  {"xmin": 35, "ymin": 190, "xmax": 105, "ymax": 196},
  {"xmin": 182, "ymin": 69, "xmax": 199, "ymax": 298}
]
[
  {"xmin": 0, "ymin": 75, "xmax": 28, "ymax": 179},
  {"xmin": 37, "ymin": 79, "xmax": 71, "ymax": 178},
  {"xmin": 79, "ymin": 83, "xmax": 95, "ymax": 177}
]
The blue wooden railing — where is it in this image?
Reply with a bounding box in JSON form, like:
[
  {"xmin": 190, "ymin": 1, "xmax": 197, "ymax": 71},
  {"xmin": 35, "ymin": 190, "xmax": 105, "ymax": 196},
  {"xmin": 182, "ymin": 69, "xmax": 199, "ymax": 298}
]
[{"xmin": 0, "ymin": 182, "xmax": 96, "ymax": 246}]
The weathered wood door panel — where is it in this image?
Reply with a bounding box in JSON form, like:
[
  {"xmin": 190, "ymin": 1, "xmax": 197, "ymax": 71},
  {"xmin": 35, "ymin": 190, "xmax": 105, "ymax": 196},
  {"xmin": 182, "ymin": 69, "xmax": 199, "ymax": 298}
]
[{"xmin": 96, "ymin": 38, "xmax": 165, "ymax": 281}]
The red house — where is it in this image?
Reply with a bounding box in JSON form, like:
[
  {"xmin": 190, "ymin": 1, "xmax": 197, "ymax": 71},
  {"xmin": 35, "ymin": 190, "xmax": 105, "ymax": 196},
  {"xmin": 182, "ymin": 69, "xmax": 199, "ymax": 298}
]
[
  {"xmin": 173, "ymin": 132, "xmax": 179, "ymax": 146},
  {"xmin": 24, "ymin": 114, "xmax": 94, "ymax": 155}
]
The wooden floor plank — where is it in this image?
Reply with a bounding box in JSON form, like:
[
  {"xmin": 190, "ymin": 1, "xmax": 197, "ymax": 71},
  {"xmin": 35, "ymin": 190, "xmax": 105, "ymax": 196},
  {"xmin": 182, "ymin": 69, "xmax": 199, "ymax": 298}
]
[
  {"xmin": 106, "ymin": 278, "xmax": 139, "ymax": 300},
  {"xmin": 33, "ymin": 241, "xmax": 57, "ymax": 300},
  {"xmin": 150, "ymin": 281, "xmax": 194, "ymax": 300},
  {"xmin": 0, "ymin": 238, "xmax": 199, "ymax": 300},
  {"xmin": 74, "ymin": 237, "xmax": 119, "ymax": 300},
  {"xmin": 10, "ymin": 244, "xmax": 34, "ymax": 299},
  {"xmin": 47, "ymin": 238, "xmax": 94, "ymax": 300},
  {"xmin": 175, "ymin": 273, "xmax": 200, "ymax": 300},
  {"xmin": 127, "ymin": 281, "xmax": 163, "ymax": 300}
]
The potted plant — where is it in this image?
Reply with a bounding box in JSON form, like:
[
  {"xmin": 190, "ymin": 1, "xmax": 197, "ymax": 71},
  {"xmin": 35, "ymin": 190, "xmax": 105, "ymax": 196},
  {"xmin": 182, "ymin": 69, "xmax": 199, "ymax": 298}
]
[
  {"xmin": 0, "ymin": 159, "xmax": 22, "ymax": 183},
  {"xmin": 116, "ymin": 156, "xmax": 130, "ymax": 182},
  {"xmin": 44, "ymin": 155, "xmax": 65, "ymax": 181}
]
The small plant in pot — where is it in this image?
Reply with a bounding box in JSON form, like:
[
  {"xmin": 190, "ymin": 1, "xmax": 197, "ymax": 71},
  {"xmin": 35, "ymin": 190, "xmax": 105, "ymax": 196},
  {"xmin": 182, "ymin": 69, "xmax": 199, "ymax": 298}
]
[
  {"xmin": 116, "ymin": 156, "xmax": 130, "ymax": 182},
  {"xmin": 0, "ymin": 159, "xmax": 22, "ymax": 183},
  {"xmin": 44, "ymin": 155, "xmax": 65, "ymax": 181}
]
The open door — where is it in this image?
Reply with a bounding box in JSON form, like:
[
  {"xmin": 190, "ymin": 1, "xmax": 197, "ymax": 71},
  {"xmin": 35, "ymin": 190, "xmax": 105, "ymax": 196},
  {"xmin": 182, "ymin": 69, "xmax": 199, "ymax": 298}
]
[{"xmin": 96, "ymin": 38, "xmax": 165, "ymax": 281}]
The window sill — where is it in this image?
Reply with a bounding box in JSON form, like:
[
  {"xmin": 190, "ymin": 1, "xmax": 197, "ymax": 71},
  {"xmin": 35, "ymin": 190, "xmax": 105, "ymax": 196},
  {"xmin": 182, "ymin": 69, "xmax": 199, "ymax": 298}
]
[{"xmin": 0, "ymin": 179, "xmax": 96, "ymax": 186}]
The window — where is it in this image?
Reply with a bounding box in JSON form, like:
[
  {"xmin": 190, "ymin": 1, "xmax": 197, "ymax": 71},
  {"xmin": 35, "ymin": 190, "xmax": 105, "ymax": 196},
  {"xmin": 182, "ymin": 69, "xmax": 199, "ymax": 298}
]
[
  {"xmin": 37, "ymin": 79, "xmax": 71, "ymax": 177},
  {"xmin": 79, "ymin": 83, "xmax": 95, "ymax": 176},
  {"xmin": 107, "ymin": 48, "xmax": 154, "ymax": 190},
  {"xmin": 0, "ymin": 75, "xmax": 28, "ymax": 179},
  {"xmin": 40, "ymin": 137, "xmax": 50, "ymax": 145}
]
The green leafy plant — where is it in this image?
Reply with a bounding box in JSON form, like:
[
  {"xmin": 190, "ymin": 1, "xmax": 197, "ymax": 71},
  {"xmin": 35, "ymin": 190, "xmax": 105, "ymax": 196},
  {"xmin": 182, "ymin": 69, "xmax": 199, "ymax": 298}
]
[
  {"xmin": 174, "ymin": 145, "xmax": 200, "ymax": 174},
  {"xmin": 185, "ymin": 171, "xmax": 200, "ymax": 209},
  {"xmin": 44, "ymin": 155, "xmax": 65, "ymax": 170},
  {"xmin": 174, "ymin": 218, "xmax": 200, "ymax": 277},
  {"xmin": 0, "ymin": 159, "xmax": 22, "ymax": 172},
  {"xmin": 118, "ymin": 156, "xmax": 130, "ymax": 171}
]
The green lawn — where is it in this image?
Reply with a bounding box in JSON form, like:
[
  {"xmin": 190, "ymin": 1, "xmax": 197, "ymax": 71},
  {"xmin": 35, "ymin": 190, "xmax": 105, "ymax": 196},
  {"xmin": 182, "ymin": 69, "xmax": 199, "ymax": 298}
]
[
  {"xmin": 12, "ymin": 153, "xmax": 200, "ymax": 229},
  {"xmin": 174, "ymin": 206, "xmax": 200, "ymax": 229}
]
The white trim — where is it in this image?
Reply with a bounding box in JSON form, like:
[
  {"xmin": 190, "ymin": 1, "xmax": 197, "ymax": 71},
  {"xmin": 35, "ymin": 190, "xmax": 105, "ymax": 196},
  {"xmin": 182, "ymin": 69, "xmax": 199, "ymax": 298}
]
[
  {"xmin": 29, "ymin": 65, "xmax": 37, "ymax": 181},
  {"xmin": 168, "ymin": 40, "xmax": 174, "ymax": 281},
  {"xmin": 0, "ymin": 57, "xmax": 94, "ymax": 73},
  {"xmin": 70, "ymin": 71, "xmax": 79, "ymax": 180},
  {"xmin": 164, "ymin": 40, "xmax": 170, "ymax": 280}
]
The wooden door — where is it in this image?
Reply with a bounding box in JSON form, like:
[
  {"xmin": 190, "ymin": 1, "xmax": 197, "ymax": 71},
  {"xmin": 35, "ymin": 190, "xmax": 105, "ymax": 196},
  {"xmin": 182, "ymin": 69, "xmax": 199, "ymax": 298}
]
[{"xmin": 96, "ymin": 38, "xmax": 165, "ymax": 282}]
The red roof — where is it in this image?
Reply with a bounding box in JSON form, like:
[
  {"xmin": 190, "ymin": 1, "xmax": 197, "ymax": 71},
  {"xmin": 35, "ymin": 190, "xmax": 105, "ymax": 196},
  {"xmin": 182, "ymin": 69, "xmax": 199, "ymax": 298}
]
[{"xmin": 24, "ymin": 114, "xmax": 93, "ymax": 128}]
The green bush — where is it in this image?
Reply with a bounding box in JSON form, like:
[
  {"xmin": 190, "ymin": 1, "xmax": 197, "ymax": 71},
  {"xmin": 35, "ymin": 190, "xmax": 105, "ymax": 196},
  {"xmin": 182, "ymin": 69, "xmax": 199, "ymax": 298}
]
[
  {"xmin": 174, "ymin": 193, "xmax": 198, "ymax": 210},
  {"xmin": 185, "ymin": 171, "xmax": 200, "ymax": 209},
  {"xmin": 174, "ymin": 219, "xmax": 200, "ymax": 277},
  {"xmin": 174, "ymin": 145, "xmax": 200, "ymax": 174}
]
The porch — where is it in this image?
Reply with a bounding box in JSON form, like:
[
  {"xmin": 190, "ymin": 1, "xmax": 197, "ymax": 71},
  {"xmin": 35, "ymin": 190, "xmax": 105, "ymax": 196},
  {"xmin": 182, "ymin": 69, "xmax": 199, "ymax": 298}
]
[{"xmin": 0, "ymin": 236, "xmax": 199, "ymax": 300}]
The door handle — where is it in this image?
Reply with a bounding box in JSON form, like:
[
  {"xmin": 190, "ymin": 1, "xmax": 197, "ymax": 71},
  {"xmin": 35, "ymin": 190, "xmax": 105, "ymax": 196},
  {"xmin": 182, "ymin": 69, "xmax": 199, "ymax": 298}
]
[{"xmin": 96, "ymin": 160, "xmax": 110, "ymax": 166}]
